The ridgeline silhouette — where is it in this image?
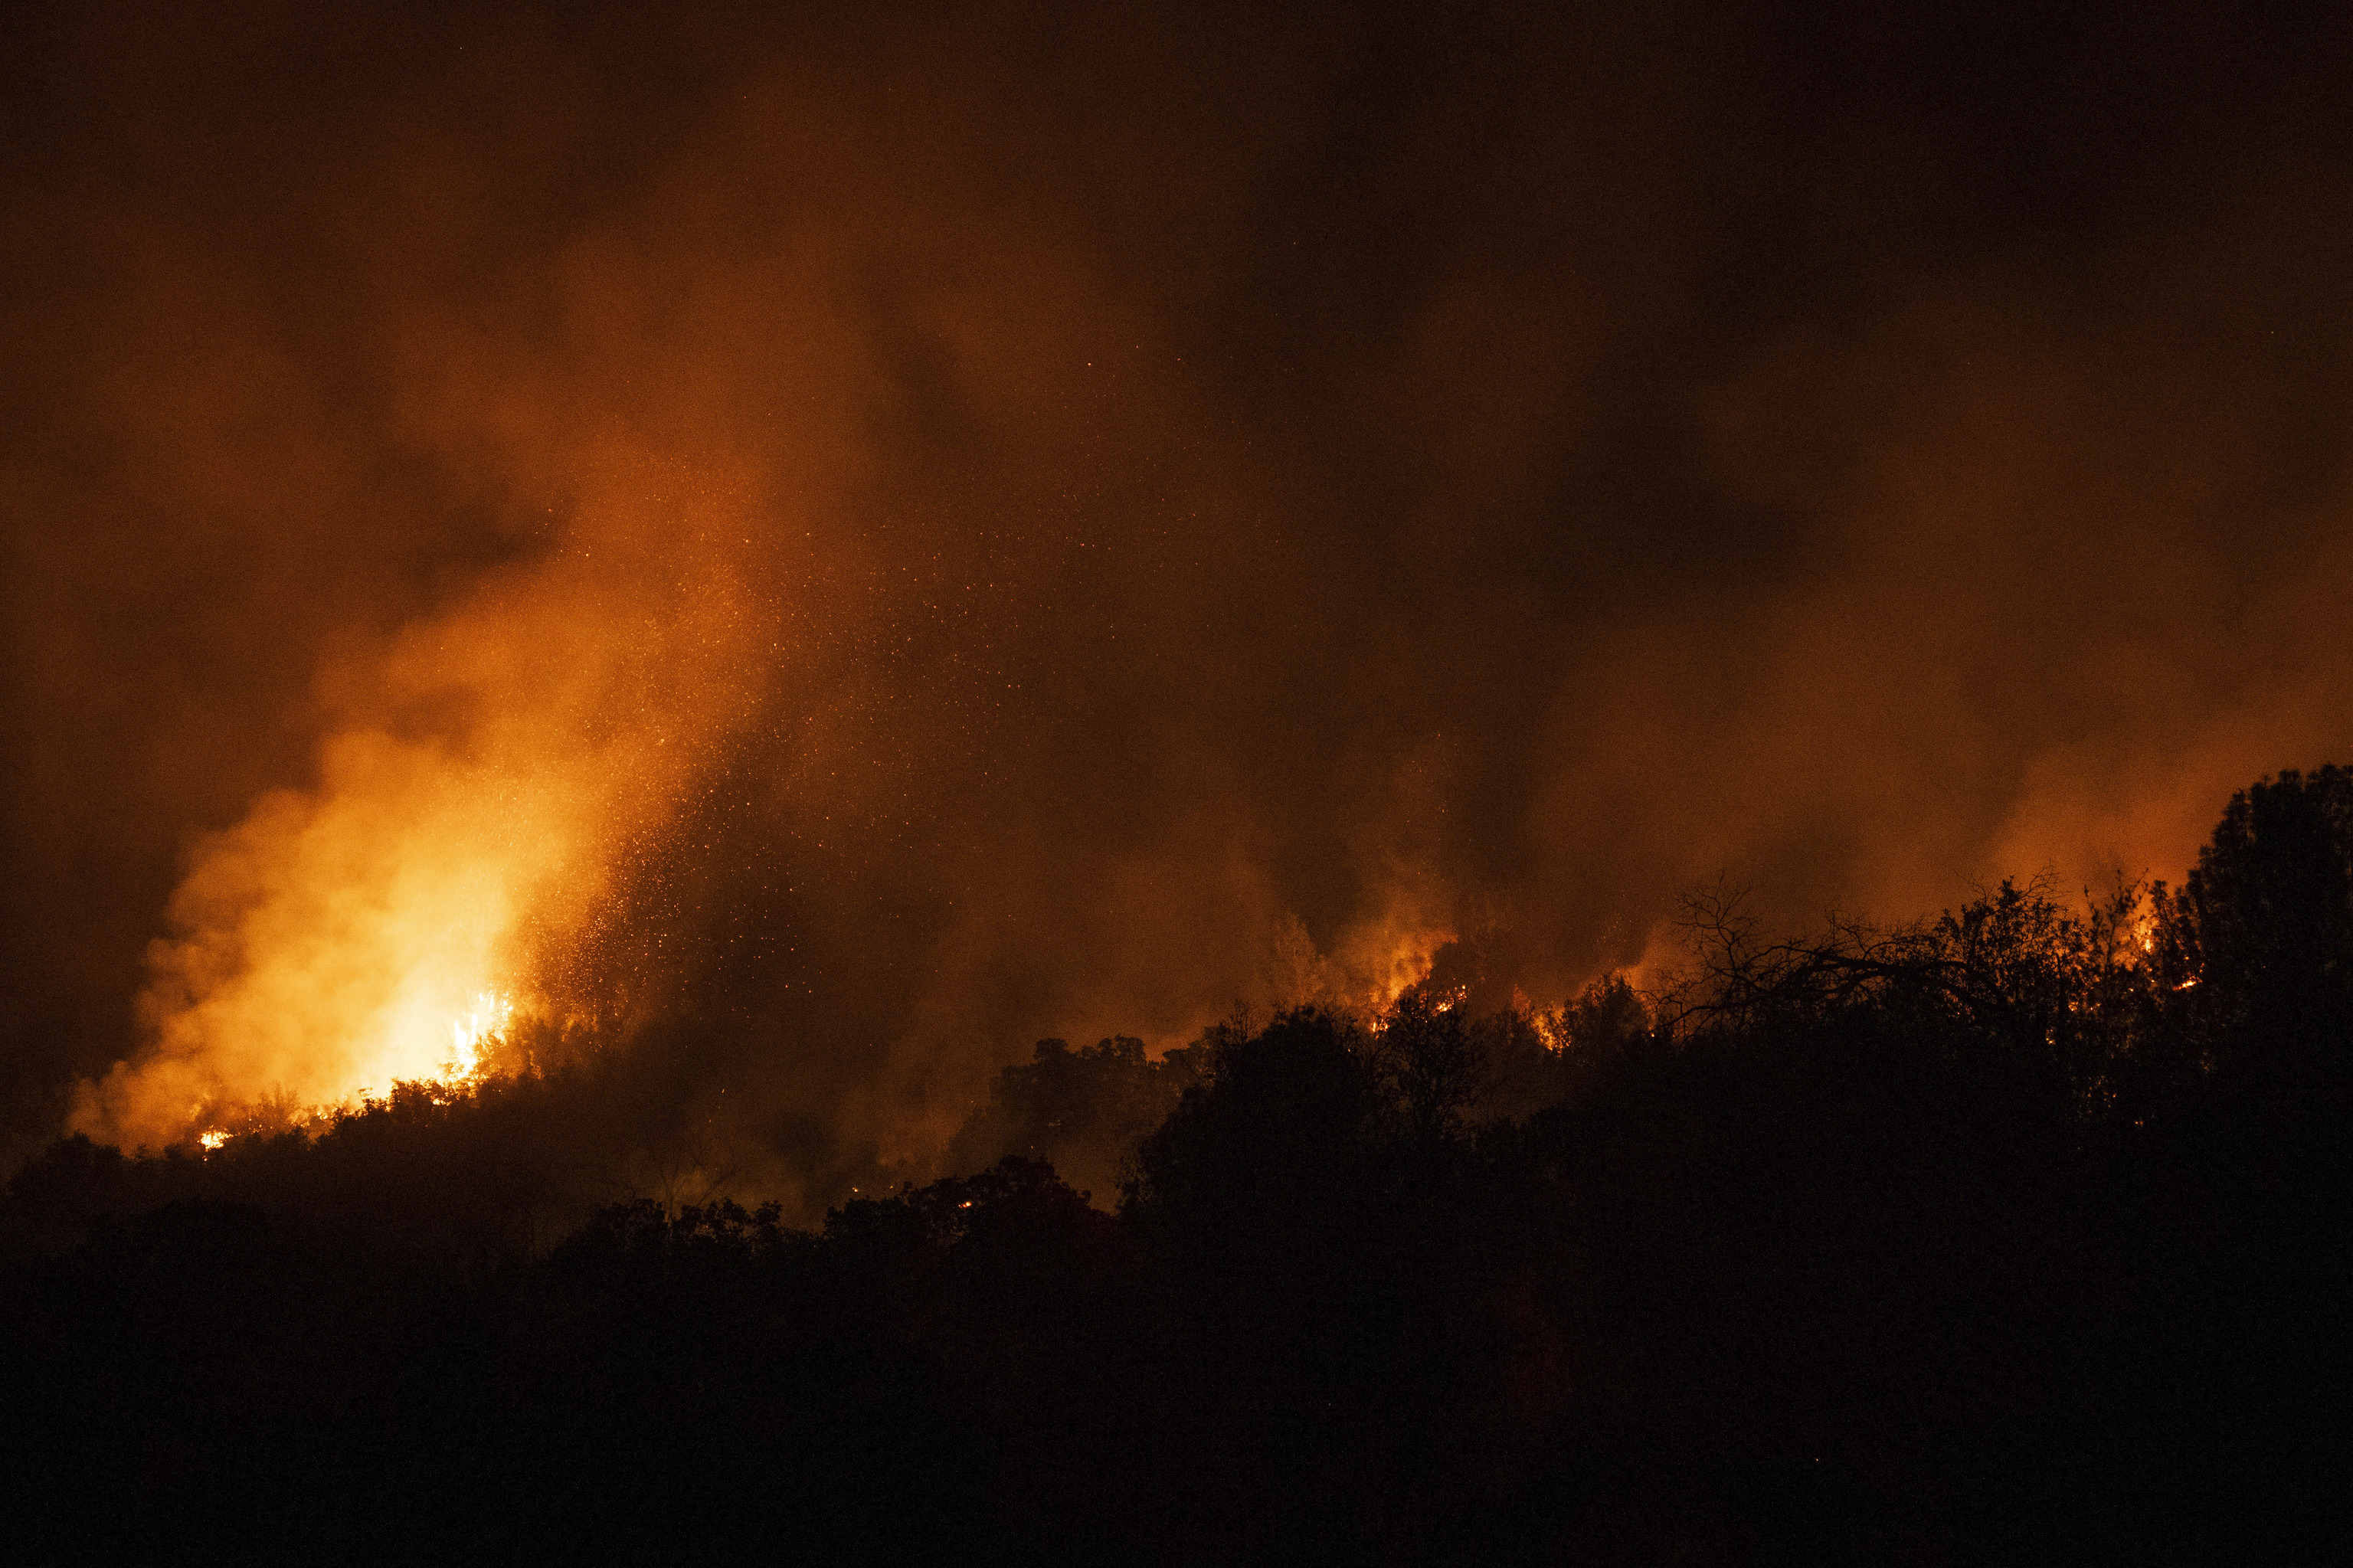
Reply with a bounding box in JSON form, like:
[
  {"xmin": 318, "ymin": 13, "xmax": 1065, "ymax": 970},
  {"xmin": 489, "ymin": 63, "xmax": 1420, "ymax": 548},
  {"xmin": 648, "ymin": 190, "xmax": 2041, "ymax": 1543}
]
[{"xmin": 5, "ymin": 771, "xmax": 2348, "ymax": 1561}]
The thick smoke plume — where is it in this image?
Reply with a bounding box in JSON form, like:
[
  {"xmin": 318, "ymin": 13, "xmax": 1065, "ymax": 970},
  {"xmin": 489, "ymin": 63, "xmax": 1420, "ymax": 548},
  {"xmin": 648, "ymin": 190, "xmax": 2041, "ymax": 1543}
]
[{"xmin": 6, "ymin": 2, "xmax": 2351, "ymax": 1175}]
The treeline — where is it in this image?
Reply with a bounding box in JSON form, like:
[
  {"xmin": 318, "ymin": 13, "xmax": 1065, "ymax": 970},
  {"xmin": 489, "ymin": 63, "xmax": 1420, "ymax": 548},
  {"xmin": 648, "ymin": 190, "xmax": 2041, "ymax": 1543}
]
[{"xmin": 5, "ymin": 769, "xmax": 2350, "ymax": 1562}]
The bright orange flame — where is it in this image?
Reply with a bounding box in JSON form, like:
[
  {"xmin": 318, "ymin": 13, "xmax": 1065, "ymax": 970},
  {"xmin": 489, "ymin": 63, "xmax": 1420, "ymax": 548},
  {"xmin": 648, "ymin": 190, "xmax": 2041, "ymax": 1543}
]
[
  {"xmin": 1271, "ymin": 905, "xmax": 1456, "ymax": 1018},
  {"xmin": 1351, "ymin": 927, "xmax": 1456, "ymax": 1013},
  {"xmin": 68, "ymin": 447, "xmax": 767, "ymax": 1149},
  {"xmin": 441, "ymin": 990, "xmax": 514, "ymax": 1083}
]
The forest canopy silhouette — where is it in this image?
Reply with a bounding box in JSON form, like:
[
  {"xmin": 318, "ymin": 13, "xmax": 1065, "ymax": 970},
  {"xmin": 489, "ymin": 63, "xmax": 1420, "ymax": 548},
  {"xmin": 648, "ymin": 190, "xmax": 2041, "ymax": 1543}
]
[{"xmin": 5, "ymin": 769, "xmax": 2348, "ymax": 1558}]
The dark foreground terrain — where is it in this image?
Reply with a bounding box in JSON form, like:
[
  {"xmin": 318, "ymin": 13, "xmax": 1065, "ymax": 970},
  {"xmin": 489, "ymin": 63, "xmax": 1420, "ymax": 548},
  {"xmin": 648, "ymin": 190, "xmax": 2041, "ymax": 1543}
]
[{"xmin": 6, "ymin": 773, "xmax": 2350, "ymax": 1564}]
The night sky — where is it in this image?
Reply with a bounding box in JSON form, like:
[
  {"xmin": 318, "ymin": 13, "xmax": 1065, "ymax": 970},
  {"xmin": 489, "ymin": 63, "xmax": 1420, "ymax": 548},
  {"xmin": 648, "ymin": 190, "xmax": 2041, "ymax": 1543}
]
[{"xmin": 7, "ymin": 0, "xmax": 2352, "ymax": 1168}]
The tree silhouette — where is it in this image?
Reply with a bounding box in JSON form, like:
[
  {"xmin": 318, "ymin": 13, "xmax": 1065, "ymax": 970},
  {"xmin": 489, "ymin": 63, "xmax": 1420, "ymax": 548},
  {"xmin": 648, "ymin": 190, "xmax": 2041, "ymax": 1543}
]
[
  {"xmin": 1122, "ymin": 1007, "xmax": 1383, "ymax": 1237},
  {"xmin": 945, "ymin": 1035, "xmax": 1181, "ymax": 1203},
  {"xmin": 1380, "ymin": 986, "xmax": 1483, "ymax": 1147},
  {"xmin": 2159, "ymin": 764, "xmax": 2353, "ymax": 1114}
]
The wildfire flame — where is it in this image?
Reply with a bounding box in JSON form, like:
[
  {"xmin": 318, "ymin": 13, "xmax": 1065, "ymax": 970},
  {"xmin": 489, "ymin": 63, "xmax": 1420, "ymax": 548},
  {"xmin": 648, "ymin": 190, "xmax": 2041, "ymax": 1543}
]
[
  {"xmin": 444, "ymin": 990, "xmax": 515, "ymax": 1083},
  {"xmin": 1270, "ymin": 908, "xmax": 1457, "ymax": 1018},
  {"xmin": 66, "ymin": 450, "xmax": 767, "ymax": 1150},
  {"xmin": 1352, "ymin": 927, "xmax": 1457, "ymax": 1013}
]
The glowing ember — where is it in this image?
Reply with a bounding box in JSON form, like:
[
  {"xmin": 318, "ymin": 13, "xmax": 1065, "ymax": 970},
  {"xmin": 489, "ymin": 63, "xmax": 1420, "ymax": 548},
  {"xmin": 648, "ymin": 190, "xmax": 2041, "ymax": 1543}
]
[{"xmin": 199, "ymin": 1131, "xmax": 229, "ymax": 1151}]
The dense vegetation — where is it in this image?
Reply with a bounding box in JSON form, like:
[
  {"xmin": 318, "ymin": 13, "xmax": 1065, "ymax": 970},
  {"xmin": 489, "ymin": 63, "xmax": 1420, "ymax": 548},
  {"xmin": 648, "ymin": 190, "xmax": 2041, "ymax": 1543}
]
[{"xmin": 6, "ymin": 770, "xmax": 2349, "ymax": 1563}]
